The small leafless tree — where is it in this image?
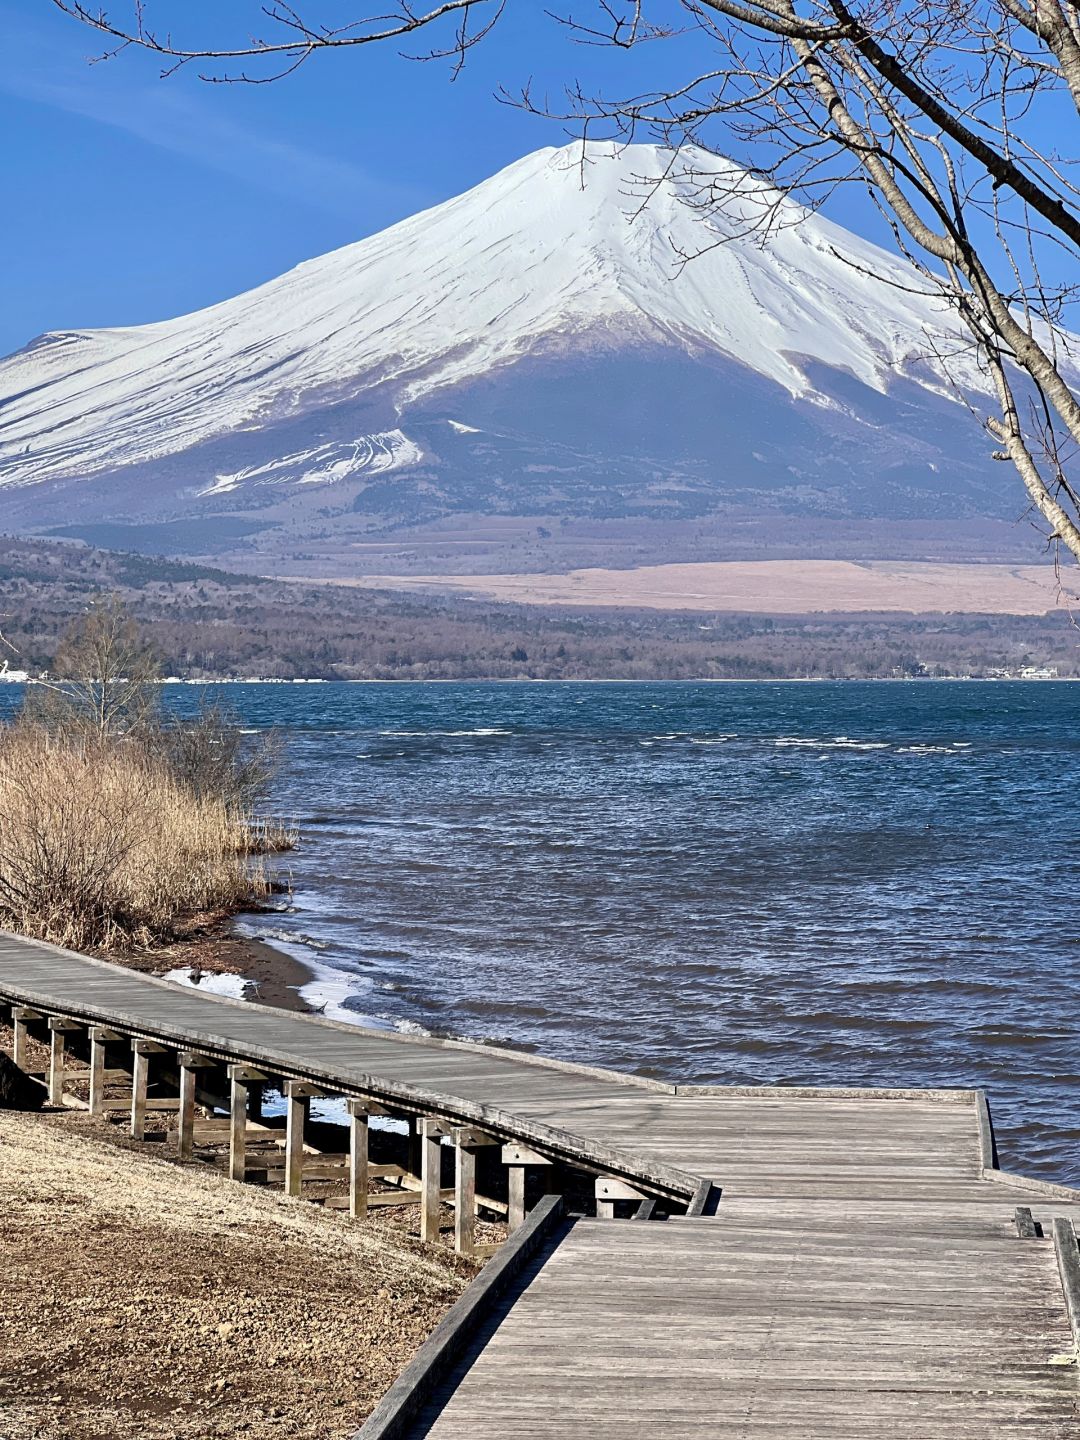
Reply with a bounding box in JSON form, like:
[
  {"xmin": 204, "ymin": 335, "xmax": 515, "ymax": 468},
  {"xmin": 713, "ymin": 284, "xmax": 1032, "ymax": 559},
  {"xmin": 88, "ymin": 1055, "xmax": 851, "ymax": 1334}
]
[
  {"xmin": 25, "ymin": 593, "xmax": 160, "ymax": 740},
  {"xmin": 51, "ymin": 0, "xmax": 1080, "ymax": 564}
]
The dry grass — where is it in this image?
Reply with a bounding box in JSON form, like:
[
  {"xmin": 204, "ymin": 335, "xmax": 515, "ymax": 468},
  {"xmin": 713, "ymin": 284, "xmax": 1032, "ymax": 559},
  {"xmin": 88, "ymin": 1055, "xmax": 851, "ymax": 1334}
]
[
  {"xmin": 0, "ymin": 724, "xmax": 277, "ymax": 952},
  {"xmin": 0, "ymin": 1107, "xmax": 470, "ymax": 1440}
]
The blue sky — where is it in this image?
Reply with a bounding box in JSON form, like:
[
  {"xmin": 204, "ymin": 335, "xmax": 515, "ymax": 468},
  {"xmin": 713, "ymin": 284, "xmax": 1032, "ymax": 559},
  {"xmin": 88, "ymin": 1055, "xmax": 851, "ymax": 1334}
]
[{"xmin": 0, "ymin": 0, "xmax": 969, "ymax": 355}]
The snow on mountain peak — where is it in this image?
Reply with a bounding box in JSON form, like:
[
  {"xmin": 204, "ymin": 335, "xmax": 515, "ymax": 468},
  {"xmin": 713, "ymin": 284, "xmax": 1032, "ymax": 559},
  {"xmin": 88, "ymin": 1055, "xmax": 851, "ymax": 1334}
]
[{"xmin": 0, "ymin": 139, "xmax": 981, "ymax": 491}]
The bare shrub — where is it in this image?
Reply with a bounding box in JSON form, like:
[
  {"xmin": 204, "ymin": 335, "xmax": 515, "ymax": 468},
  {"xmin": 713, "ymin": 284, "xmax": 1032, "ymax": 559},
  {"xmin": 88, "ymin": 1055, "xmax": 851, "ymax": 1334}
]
[
  {"xmin": 0, "ymin": 725, "xmax": 272, "ymax": 952},
  {"xmin": 155, "ymin": 705, "xmax": 280, "ymax": 813},
  {"xmin": 22, "ymin": 598, "xmax": 293, "ymax": 851}
]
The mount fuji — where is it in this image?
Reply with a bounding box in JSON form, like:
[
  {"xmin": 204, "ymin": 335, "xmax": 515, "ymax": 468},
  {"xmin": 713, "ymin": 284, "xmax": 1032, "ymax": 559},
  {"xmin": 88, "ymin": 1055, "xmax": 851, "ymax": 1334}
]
[{"xmin": 0, "ymin": 142, "xmax": 1048, "ymax": 574}]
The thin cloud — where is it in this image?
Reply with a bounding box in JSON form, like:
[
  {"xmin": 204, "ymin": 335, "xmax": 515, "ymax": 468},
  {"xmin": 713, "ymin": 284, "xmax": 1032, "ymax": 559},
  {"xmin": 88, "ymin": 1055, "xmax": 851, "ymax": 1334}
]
[{"xmin": 0, "ymin": 11, "xmax": 425, "ymax": 222}]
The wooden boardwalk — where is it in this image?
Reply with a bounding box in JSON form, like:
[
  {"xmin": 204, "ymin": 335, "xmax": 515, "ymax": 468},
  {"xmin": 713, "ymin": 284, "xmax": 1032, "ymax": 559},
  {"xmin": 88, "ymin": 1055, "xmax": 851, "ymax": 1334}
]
[
  {"xmin": 2, "ymin": 929, "xmax": 1079, "ymax": 1436},
  {"xmin": 415, "ymin": 1212, "xmax": 1080, "ymax": 1437}
]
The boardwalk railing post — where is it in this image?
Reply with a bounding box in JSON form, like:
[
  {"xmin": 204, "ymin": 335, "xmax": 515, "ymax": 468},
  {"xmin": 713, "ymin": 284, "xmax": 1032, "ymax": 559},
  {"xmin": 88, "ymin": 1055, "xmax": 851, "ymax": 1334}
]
[
  {"xmin": 421, "ymin": 1118, "xmax": 445, "ymax": 1245},
  {"xmin": 348, "ymin": 1100, "xmax": 370, "ymax": 1220}
]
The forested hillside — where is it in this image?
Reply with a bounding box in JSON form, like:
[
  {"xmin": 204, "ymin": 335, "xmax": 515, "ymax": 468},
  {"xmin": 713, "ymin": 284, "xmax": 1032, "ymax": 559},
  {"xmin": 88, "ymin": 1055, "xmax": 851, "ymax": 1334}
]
[{"xmin": 1, "ymin": 537, "xmax": 1075, "ymax": 680}]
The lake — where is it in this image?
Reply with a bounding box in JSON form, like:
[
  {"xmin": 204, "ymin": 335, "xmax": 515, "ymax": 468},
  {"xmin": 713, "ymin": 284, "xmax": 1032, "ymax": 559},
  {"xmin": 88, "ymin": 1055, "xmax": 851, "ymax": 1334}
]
[{"xmin": 3, "ymin": 678, "xmax": 1078, "ymax": 1184}]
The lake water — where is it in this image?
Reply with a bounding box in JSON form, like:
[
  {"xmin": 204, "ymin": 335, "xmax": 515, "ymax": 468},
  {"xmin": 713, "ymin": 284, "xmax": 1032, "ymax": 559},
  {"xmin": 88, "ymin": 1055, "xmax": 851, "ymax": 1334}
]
[{"xmin": 3, "ymin": 679, "xmax": 1078, "ymax": 1184}]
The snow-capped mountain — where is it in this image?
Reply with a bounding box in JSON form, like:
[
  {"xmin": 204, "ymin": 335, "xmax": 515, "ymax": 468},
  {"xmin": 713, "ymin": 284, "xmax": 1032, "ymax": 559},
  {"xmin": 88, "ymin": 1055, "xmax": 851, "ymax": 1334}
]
[{"xmin": 0, "ymin": 141, "xmax": 1047, "ymax": 571}]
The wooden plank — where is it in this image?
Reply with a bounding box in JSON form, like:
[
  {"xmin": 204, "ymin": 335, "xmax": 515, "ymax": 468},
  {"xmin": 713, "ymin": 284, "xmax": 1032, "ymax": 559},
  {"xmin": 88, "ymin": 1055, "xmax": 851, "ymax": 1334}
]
[
  {"xmin": 686, "ymin": 1178, "xmax": 722, "ymax": 1217},
  {"xmin": 368, "ymin": 1187, "xmax": 454, "ymax": 1211},
  {"xmin": 595, "ymin": 1177, "xmax": 645, "ymax": 1203},
  {"xmin": 453, "ymin": 1126, "xmax": 500, "ymax": 1148},
  {"xmin": 101, "ymin": 1097, "xmax": 181, "ymax": 1113},
  {"xmin": 502, "ymin": 1144, "xmax": 553, "ymax": 1166}
]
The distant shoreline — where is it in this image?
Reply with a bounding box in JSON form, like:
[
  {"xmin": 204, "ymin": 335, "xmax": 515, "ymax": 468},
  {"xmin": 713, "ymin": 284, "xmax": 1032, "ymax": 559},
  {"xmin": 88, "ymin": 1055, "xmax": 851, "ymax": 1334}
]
[{"xmin": 4, "ymin": 675, "xmax": 1078, "ymax": 689}]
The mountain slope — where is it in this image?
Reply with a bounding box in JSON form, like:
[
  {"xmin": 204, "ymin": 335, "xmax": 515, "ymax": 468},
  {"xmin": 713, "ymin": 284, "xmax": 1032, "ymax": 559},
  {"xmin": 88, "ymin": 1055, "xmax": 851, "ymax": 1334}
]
[{"xmin": 0, "ymin": 141, "xmax": 1053, "ymax": 572}]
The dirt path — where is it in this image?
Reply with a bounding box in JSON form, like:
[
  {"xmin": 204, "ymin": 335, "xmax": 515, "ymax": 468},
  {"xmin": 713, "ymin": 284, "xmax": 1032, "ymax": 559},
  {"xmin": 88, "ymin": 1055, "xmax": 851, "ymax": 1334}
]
[{"xmin": 0, "ymin": 1108, "xmax": 472, "ymax": 1440}]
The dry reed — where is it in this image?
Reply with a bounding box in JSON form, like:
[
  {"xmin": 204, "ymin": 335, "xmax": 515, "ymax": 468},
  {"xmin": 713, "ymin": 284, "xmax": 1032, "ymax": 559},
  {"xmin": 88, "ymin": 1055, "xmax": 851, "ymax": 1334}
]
[{"xmin": 0, "ymin": 724, "xmax": 275, "ymax": 952}]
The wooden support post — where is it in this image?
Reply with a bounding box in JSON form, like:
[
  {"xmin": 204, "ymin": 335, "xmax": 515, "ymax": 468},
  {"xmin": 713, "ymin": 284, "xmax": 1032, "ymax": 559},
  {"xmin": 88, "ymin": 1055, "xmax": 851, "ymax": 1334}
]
[
  {"xmin": 421, "ymin": 1118, "xmax": 445, "ymax": 1245},
  {"xmin": 176, "ymin": 1052, "xmax": 215, "ymax": 1161},
  {"xmin": 48, "ymin": 1028, "xmax": 65, "ymax": 1106},
  {"xmin": 348, "ymin": 1100, "xmax": 370, "ymax": 1220},
  {"xmin": 502, "ymin": 1143, "xmax": 554, "ymax": 1231},
  {"xmin": 507, "ymin": 1165, "xmax": 527, "ymax": 1232},
  {"xmin": 284, "ymin": 1084, "xmax": 310, "ymax": 1198},
  {"xmin": 178, "ymin": 1063, "xmax": 197, "ymax": 1161},
  {"xmin": 230, "ymin": 1073, "xmax": 248, "ymax": 1182},
  {"xmin": 47, "ymin": 1018, "xmax": 78, "ymax": 1106},
  {"xmin": 130, "ymin": 1042, "xmax": 150, "ymax": 1139},
  {"xmin": 227, "ymin": 1065, "xmax": 265, "ymax": 1183},
  {"xmin": 455, "ymin": 1140, "xmax": 477, "ymax": 1258},
  {"xmin": 12, "ymin": 1007, "xmax": 41, "ymax": 1070},
  {"xmin": 88, "ymin": 1027, "xmax": 119, "ymax": 1117},
  {"xmin": 450, "ymin": 1127, "xmax": 497, "ymax": 1259},
  {"xmin": 407, "ymin": 1114, "xmax": 422, "ymax": 1179},
  {"xmin": 128, "ymin": 1039, "xmax": 167, "ymax": 1139}
]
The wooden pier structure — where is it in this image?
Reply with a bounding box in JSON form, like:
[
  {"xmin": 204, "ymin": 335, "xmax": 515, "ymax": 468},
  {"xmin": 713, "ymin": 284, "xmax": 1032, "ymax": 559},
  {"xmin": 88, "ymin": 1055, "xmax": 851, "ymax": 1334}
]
[{"xmin": 3, "ymin": 929, "xmax": 1080, "ymax": 1437}]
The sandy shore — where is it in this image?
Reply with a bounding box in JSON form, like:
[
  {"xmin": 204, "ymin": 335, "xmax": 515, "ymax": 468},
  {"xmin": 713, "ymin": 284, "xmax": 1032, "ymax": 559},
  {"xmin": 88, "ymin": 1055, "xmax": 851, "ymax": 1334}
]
[{"xmin": 109, "ymin": 910, "xmax": 317, "ymax": 1015}]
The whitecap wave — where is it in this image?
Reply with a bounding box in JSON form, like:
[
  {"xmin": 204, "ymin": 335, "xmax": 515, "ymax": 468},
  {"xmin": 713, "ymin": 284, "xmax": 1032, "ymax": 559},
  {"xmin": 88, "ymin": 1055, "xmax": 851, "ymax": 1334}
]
[
  {"xmin": 774, "ymin": 736, "xmax": 889, "ymax": 750},
  {"xmin": 377, "ymin": 728, "xmax": 512, "ymax": 737}
]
